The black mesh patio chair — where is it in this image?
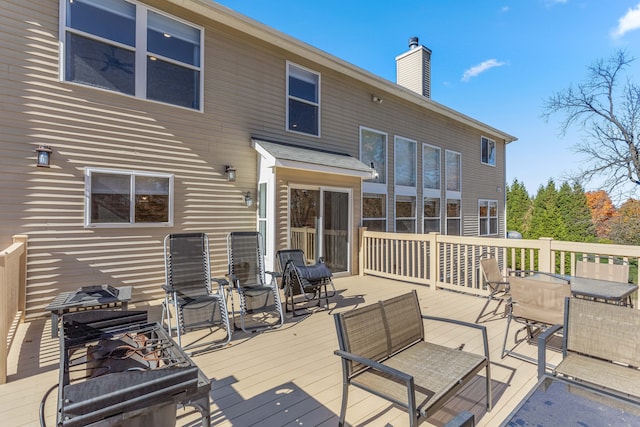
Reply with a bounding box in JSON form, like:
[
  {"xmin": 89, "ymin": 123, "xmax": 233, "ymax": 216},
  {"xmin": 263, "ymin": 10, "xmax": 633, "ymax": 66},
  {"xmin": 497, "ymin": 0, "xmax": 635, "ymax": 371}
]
[
  {"xmin": 227, "ymin": 231, "xmax": 284, "ymax": 332},
  {"xmin": 162, "ymin": 233, "xmax": 231, "ymax": 354},
  {"xmin": 276, "ymin": 249, "xmax": 335, "ymax": 316}
]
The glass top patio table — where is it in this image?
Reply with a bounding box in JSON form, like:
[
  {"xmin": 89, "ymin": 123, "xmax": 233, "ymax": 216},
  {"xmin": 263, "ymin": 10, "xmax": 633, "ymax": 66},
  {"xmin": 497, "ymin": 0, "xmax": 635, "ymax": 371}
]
[
  {"xmin": 528, "ymin": 272, "xmax": 638, "ymax": 304},
  {"xmin": 500, "ymin": 375, "xmax": 640, "ymax": 426}
]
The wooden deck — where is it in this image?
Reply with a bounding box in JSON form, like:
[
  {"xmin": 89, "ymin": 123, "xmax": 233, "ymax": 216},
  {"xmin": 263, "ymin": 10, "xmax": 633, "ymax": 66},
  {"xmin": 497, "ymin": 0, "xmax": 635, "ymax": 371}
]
[{"xmin": 1, "ymin": 275, "xmax": 560, "ymax": 427}]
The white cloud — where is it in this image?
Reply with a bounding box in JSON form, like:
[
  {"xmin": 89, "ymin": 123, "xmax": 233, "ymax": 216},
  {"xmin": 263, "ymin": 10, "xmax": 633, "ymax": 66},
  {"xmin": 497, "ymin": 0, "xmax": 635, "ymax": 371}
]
[
  {"xmin": 461, "ymin": 59, "xmax": 507, "ymax": 82},
  {"xmin": 611, "ymin": 3, "xmax": 640, "ymax": 38}
]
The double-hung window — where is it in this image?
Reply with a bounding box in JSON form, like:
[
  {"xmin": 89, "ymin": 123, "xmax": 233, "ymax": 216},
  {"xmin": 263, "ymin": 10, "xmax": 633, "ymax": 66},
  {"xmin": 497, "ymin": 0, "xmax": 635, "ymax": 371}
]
[
  {"xmin": 287, "ymin": 62, "xmax": 320, "ymax": 136},
  {"xmin": 85, "ymin": 168, "xmax": 174, "ymax": 227},
  {"xmin": 481, "ymin": 136, "xmax": 496, "ymax": 166},
  {"xmin": 62, "ymin": 0, "xmax": 203, "ymax": 110},
  {"xmin": 479, "ymin": 200, "xmax": 498, "ymax": 236},
  {"xmin": 445, "ymin": 150, "xmax": 461, "ymax": 235}
]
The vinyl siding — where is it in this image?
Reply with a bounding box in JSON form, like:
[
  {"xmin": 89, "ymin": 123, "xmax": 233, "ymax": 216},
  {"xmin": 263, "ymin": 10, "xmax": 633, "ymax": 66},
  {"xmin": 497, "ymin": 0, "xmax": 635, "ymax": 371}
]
[{"xmin": 1, "ymin": 0, "xmax": 511, "ymax": 317}]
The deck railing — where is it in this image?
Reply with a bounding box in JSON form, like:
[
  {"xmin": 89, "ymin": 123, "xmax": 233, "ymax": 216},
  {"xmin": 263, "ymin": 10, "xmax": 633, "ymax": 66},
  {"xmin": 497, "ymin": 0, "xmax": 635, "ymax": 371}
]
[
  {"xmin": 359, "ymin": 230, "xmax": 640, "ymax": 299},
  {"xmin": 0, "ymin": 235, "xmax": 27, "ymax": 384}
]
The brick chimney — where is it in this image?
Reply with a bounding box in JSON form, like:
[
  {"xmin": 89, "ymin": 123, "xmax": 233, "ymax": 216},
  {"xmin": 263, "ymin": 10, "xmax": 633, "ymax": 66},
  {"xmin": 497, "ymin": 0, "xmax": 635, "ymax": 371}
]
[{"xmin": 396, "ymin": 36, "xmax": 431, "ymax": 98}]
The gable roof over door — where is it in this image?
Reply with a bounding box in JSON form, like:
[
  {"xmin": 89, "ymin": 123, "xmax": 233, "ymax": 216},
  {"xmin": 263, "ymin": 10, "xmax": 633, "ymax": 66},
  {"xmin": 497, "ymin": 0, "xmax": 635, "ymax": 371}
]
[{"xmin": 252, "ymin": 139, "xmax": 374, "ymax": 179}]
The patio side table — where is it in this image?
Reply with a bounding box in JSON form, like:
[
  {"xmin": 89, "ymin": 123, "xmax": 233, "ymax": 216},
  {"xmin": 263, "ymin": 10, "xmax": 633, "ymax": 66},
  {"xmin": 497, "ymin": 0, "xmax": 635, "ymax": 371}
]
[
  {"xmin": 45, "ymin": 285, "xmax": 132, "ymax": 338},
  {"xmin": 499, "ymin": 375, "xmax": 640, "ymax": 426}
]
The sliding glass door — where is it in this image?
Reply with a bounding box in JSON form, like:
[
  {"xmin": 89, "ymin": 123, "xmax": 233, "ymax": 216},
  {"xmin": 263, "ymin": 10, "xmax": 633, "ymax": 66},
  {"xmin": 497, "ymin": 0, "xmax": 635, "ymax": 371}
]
[{"xmin": 289, "ymin": 187, "xmax": 350, "ymax": 274}]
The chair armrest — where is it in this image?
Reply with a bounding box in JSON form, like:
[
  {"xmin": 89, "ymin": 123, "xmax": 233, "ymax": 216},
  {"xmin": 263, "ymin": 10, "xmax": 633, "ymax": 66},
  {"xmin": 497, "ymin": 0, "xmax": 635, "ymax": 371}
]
[
  {"xmin": 422, "ymin": 315, "xmax": 490, "ymax": 362},
  {"xmin": 537, "ymin": 323, "xmax": 563, "ymax": 379},
  {"xmin": 211, "ymin": 277, "xmax": 229, "ymax": 293},
  {"xmin": 334, "ymin": 349, "xmax": 414, "ymax": 384},
  {"xmin": 265, "ymin": 270, "xmax": 279, "ymax": 287},
  {"xmin": 211, "ymin": 277, "xmax": 229, "ymax": 287}
]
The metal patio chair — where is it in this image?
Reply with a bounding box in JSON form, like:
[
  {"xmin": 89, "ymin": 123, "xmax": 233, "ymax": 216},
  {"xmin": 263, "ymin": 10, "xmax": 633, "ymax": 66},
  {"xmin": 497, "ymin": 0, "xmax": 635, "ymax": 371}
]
[
  {"xmin": 501, "ymin": 274, "xmax": 571, "ymax": 365},
  {"xmin": 475, "ymin": 256, "xmax": 511, "ymax": 323},
  {"xmin": 227, "ymin": 231, "xmax": 284, "ymax": 332},
  {"xmin": 162, "ymin": 233, "xmax": 231, "ymax": 354},
  {"xmin": 276, "ymin": 249, "xmax": 336, "ymax": 316}
]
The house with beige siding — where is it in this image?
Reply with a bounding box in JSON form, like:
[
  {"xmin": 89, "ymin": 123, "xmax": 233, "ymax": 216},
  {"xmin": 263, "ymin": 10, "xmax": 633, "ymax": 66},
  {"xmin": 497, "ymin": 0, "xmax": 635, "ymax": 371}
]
[{"xmin": 0, "ymin": 0, "xmax": 516, "ymax": 318}]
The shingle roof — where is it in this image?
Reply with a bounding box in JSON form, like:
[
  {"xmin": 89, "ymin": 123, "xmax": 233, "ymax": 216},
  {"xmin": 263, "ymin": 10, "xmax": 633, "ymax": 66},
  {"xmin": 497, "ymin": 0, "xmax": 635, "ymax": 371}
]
[{"xmin": 252, "ymin": 139, "xmax": 374, "ymax": 178}]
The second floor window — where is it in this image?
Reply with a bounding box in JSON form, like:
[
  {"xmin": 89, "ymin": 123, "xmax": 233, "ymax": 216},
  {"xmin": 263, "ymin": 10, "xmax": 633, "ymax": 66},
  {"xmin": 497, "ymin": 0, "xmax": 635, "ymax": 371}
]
[
  {"xmin": 287, "ymin": 62, "xmax": 320, "ymax": 136},
  {"xmin": 481, "ymin": 136, "xmax": 496, "ymax": 166},
  {"xmin": 395, "ymin": 136, "xmax": 417, "ymax": 187},
  {"xmin": 62, "ymin": 0, "xmax": 202, "ymax": 110}
]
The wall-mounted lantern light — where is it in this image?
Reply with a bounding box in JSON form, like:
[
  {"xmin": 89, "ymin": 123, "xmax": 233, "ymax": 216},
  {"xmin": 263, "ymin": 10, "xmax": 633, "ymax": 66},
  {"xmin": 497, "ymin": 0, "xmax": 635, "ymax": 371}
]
[
  {"xmin": 225, "ymin": 165, "xmax": 236, "ymax": 182},
  {"xmin": 36, "ymin": 145, "xmax": 52, "ymax": 167},
  {"xmin": 244, "ymin": 191, "xmax": 253, "ymax": 207},
  {"xmin": 370, "ymin": 161, "xmax": 379, "ymax": 180}
]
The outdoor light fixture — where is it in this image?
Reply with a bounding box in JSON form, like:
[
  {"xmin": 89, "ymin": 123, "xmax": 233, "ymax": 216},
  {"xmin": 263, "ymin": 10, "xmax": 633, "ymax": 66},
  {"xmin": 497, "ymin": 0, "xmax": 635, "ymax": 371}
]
[
  {"xmin": 371, "ymin": 95, "xmax": 383, "ymax": 104},
  {"xmin": 225, "ymin": 165, "xmax": 236, "ymax": 182},
  {"xmin": 370, "ymin": 161, "xmax": 379, "ymax": 180},
  {"xmin": 244, "ymin": 191, "xmax": 253, "ymax": 207},
  {"xmin": 36, "ymin": 145, "xmax": 52, "ymax": 167}
]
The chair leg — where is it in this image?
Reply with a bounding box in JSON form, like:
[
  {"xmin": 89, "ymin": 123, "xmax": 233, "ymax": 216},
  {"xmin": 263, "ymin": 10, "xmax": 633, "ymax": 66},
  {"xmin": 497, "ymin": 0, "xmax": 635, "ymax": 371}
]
[
  {"xmin": 338, "ymin": 382, "xmax": 349, "ymax": 427},
  {"xmin": 501, "ymin": 314, "xmax": 512, "ymax": 359}
]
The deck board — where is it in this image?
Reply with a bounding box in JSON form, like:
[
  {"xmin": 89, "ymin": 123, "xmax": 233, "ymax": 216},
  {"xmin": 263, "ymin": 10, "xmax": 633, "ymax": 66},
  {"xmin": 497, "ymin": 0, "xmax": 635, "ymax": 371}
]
[{"xmin": 1, "ymin": 275, "xmax": 551, "ymax": 426}]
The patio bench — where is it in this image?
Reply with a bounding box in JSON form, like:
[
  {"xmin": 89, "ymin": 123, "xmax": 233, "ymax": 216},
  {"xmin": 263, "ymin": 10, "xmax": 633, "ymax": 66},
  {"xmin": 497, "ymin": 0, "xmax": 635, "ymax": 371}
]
[
  {"xmin": 538, "ymin": 297, "xmax": 640, "ymax": 400},
  {"xmin": 333, "ymin": 290, "xmax": 491, "ymax": 427}
]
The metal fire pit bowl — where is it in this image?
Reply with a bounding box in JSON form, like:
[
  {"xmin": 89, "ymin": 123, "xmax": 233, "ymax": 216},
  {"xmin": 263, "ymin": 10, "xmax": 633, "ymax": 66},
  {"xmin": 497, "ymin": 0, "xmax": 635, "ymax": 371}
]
[{"xmin": 57, "ymin": 310, "xmax": 210, "ymax": 427}]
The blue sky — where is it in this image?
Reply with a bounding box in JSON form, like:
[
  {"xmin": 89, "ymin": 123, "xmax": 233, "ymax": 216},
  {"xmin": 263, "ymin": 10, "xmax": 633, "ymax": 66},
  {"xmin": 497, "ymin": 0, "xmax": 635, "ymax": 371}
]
[{"xmin": 215, "ymin": 0, "xmax": 640, "ymax": 200}]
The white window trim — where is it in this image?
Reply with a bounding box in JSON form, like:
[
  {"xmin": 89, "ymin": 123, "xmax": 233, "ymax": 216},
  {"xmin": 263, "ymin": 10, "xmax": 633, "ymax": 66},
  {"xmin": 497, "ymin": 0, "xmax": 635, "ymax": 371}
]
[
  {"xmin": 481, "ymin": 136, "xmax": 496, "ymax": 167},
  {"xmin": 286, "ymin": 61, "xmax": 321, "ymax": 137},
  {"xmin": 84, "ymin": 167, "xmax": 174, "ymax": 228},
  {"xmin": 422, "ymin": 142, "xmax": 441, "ymax": 197},
  {"xmin": 445, "ymin": 149, "xmax": 462, "ymax": 197},
  {"xmin": 423, "ymin": 196, "xmax": 441, "ymax": 234},
  {"xmin": 360, "ymin": 126, "xmax": 388, "ymax": 193},
  {"xmin": 445, "ymin": 198, "xmax": 461, "ymax": 235},
  {"xmin": 394, "ymin": 135, "xmax": 417, "ymax": 193},
  {"xmin": 362, "ymin": 193, "xmax": 387, "ymax": 232},
  {"xmin": 394, "ymin": 194, "xmax": 417, "ymax": 233},
  {"xmin": 59, "ymin": 0, "xmax": 204, "ymax": 112},
  {"xmin": 478, "ymin": 199, "xmax": 499, "ymax": 236}
]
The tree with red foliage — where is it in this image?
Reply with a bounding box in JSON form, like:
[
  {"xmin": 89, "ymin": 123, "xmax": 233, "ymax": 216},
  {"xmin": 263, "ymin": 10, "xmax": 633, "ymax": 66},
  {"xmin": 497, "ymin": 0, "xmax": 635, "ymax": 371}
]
[{"xmin": 585, "ymin": 190, "xmax": 616, "ymax": 240}]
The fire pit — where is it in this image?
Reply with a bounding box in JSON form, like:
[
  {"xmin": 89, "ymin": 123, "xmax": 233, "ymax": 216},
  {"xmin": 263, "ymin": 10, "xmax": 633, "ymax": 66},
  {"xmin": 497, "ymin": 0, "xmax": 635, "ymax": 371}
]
[{"xmin": 57, "ymin": 310, "xmax": 210, "ymax": 427}]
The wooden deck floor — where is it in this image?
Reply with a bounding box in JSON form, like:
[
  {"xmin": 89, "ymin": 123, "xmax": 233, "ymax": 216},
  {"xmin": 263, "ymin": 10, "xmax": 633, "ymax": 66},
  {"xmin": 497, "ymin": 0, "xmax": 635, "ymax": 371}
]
[{"xmin": 1, "ymin": 275, "xmax": 560, "ymax": 427}]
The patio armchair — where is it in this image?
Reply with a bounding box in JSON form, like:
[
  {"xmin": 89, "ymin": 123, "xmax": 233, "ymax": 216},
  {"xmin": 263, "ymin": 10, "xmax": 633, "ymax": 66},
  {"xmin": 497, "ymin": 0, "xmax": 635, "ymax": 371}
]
[
  {"xmin": 227, "ymin": 231, "xmax": 284, "ymax": 333},
  {"xmin": 276, "ymin": 249, "xmax": 336, "ymax": 316},
  {"xmin": 162, "ymin": 233, "xmax": 231, "ymax": 355},
  {"xmin": 538, "ymin": 297, "xmax": 640, "ymax": 400},
  {"xmin": 475, "ymin": 256, "xmax": 510, "ymax": 323},
  {"xmin": 575, "ymin": 255, "xmax": 632, "ymax": 305},
  {"xmin": 334, "ymin": 290, "xmax": 491, "ymax": 427},
  {"xmin": 501, "ymin": 274, "xmax": 570, "ymax": 364}
]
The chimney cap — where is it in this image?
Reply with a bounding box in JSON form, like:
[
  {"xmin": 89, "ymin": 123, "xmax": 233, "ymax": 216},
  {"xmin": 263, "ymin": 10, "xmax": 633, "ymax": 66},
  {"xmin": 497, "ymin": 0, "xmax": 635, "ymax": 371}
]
[{"xmin": 408, "ymin": 36, "xmax": 419, "ymax": 49}]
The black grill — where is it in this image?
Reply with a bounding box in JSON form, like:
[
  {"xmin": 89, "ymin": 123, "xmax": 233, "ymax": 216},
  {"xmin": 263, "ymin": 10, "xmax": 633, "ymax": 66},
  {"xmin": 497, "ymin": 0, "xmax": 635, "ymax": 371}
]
[{"xmin": 57, "ymin": 310, "xmax": 210, "ymax": 427}]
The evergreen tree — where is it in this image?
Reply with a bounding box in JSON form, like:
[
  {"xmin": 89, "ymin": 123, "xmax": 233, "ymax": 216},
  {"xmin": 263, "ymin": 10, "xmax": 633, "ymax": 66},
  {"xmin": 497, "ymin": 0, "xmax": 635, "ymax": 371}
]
[
  {"xmin": 528, "ymin": 180, "xmax": 567, "ymax": 240},
  {"xmin": 506, "ymin": 179, "xmax": 532, "ymax": 235},
  {"xmin": 557, "ymin": 182, "xmax": 595, "ymax": 242}
]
